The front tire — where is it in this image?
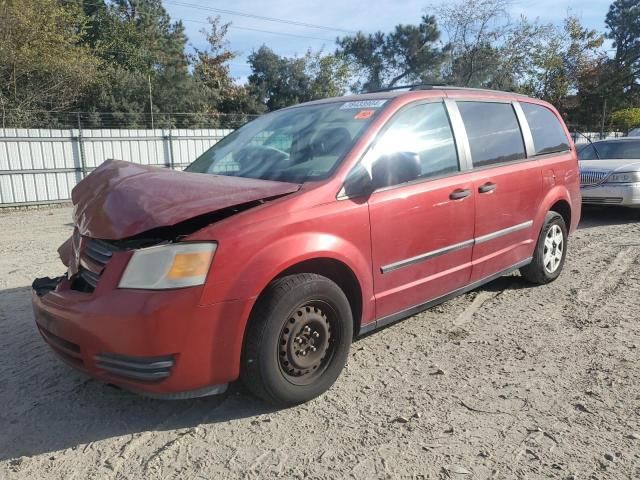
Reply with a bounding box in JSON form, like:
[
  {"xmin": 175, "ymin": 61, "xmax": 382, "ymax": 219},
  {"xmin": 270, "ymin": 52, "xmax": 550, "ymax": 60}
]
[
  {"xmin": 241, "ymin": 273, "xmax": 353, "ymax": 406},
  {"xmin": 520, "ymin": 211, "xmax": 568, "ymax": 284}
]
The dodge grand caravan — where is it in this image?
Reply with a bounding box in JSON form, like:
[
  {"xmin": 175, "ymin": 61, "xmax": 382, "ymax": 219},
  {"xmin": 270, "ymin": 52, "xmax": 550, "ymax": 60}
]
[{"xmin": 32, "ymin": 86, "xmax": 581, "ymax": 406}]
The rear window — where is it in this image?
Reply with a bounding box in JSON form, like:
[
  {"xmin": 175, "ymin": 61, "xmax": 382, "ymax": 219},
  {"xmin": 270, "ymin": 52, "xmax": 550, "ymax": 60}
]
[
  {"xmin": 457, "ymin": 101, "xmax": 526, "ymax": 167},
  {"xmin": 521, "ymin": 103, "xmax": 570, "ymax": 155},
  {"xmin": 578, "ymin": 140, "xmax": 640, "ymax": 160}
]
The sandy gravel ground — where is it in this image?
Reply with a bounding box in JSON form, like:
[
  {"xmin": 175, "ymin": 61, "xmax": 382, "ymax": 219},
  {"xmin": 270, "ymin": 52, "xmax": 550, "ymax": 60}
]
[{"xmin": 0, "ymin": 205, "xmax": 639, "ymax": 480}]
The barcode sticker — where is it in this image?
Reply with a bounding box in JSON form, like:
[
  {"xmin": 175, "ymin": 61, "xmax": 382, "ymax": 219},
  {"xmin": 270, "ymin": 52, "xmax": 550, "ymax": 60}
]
[{"xmin": 340, "ymin": 100, "xmax": 387, "ymax": 110}]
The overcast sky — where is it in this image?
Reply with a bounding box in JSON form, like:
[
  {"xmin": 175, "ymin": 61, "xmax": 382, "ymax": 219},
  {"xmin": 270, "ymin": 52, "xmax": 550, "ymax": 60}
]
[{"xmin": 162, "ymin": 0, "xmax": 613, "ymax": 80}]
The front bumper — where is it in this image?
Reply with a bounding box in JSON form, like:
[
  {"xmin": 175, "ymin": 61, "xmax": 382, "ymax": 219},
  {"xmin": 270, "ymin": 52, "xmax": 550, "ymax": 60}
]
[
  {"xmin": 580, "ymin": 183, "xmax": 640, "ymax": 207},
  {"xmin": 32, "ymin": 275, "xmax": 251, "ymax": 398}
]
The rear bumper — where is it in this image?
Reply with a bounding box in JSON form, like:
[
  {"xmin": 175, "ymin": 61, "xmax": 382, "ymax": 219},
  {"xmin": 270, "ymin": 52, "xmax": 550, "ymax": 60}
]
[
  {"xmin": 580, "ymin": 183, "xmax": 640, "ymax": 207},
  {"xmin": 32, "ymin": 276, "xmax": 252, "ymax": 397}
]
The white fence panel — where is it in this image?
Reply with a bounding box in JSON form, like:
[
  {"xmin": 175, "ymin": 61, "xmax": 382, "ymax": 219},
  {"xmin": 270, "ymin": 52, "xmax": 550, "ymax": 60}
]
[
  {"xmin": 0, "ymin": 128, "xmax": 232, "ymax": 207},
  {"xmin": 571, "ymin": 131, "xmax": 625, "ymax": 145}
]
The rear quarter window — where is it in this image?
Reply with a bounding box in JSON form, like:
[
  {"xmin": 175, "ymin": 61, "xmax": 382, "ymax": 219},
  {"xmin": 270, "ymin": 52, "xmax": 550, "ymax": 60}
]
[
  {"xmin": 457, "ymin": 101, "xmax": 526, "ymax": 167},
  {"xmin": 521, "ymin": 102, "xmax": 570, "ymax": 155}
]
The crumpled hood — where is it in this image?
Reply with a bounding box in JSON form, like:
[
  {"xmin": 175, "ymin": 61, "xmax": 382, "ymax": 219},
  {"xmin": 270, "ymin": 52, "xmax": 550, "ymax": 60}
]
[{"xmin": 71, "ymin": 159, "xmax": 300, "ymax": 240}]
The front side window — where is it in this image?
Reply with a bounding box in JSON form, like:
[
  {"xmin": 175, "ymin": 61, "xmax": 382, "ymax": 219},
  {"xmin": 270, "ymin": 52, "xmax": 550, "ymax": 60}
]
[
  {"xmin": 521, "ymin": 102, "xmax": 570, "ymax": 155},
  {"xmin": 360, "ymin": 102, "xmax": 459, "ymax": 189},
  {"xmin": 458, "ymin": 101, "xmax": 526, "ymax": 167},
  {"xmin": 186, "ymin": 100, "xmax": 385, "ymax": 182}
]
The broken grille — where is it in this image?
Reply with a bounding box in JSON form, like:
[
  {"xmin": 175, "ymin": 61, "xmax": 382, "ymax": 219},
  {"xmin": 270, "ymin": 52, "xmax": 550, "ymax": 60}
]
[{"xmin": 74, "ymin": 237, "xmax": 118, "ymax": 291}]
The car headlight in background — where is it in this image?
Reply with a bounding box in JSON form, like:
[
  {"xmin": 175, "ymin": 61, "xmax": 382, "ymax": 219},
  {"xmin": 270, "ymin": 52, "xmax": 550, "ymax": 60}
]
[
  {"xmin": 606, "ymin": 172, "xmax": 640, "ymax": 183},
  {"xmin": 119, "ymin": 242, "xmax": 217, "ymax": 289}
]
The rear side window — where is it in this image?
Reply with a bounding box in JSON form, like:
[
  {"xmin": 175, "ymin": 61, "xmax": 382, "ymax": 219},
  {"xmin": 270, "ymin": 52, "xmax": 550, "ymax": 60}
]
[
  {"xmin": 521, "ymin": 102, "xmax": 570, "ymax": 155},
  {"xmin": 458, "ymin": 101, "xmax": 526, "ymax": 167}
]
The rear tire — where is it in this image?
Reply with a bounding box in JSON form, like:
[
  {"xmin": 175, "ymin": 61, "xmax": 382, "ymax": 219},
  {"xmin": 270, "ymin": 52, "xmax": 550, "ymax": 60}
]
[
  {"xmin": 520, "ymin": 211, "xmax": 568, "ymax": 284},
  {"xmin": 241, "ymin": 273, "xmax": 353, "ymax": 406}
]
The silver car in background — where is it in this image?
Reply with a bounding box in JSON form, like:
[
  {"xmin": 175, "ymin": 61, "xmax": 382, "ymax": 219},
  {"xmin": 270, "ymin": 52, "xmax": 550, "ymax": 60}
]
[{"xmin": 578, "ymin": 138, "xmax": 640, "ymax": 207}]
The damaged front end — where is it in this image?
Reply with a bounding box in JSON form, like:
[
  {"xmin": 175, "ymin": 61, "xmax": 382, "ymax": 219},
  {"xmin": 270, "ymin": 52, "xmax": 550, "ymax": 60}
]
[
  {"xmin": 32, "ymin": 276, "xmax": 66, "ymax": 297},
  {"xmin": 50, "ymin": 199, "xmax": 270, "ymax": 295},
  {"xmin": 35, "ymin": 159, "xmax": 300, "ymax": 296},
  {"xmin": 30, "ymin": 160, "xmax": 291, "ymax": 396}
]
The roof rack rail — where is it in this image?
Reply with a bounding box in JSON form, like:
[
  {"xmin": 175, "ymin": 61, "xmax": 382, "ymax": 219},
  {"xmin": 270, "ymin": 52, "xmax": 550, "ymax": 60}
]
[
  {"xmin": 437, "ymin": 86, "xmax": 529, "ymax": 97},
  {"xmin": 365, "ymin": 83, "xmax": 448, "ymax": 93},
  {"xmin": 365, "ymin": 84, "xmax": 529, "ymax": 97}
]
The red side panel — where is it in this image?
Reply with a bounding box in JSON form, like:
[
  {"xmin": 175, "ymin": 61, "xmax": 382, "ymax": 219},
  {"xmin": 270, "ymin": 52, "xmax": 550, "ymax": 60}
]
[
  {"xmin": 368, "ymin": 174, "xmax": 476, "ymax": 319},
  {"xmin": 470, "ymin": 161, "xmax": 543, "ymax": 282}
]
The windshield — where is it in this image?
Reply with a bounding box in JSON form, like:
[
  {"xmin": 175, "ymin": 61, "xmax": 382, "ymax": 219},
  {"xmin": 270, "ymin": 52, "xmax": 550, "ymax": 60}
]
[
  {"xmin": 186, "ymin": 100, "xmax": 387, "ymax": 182},
  {"xmin": 578, "ymin": 140, "xmax": 640, "ymax": 160}
]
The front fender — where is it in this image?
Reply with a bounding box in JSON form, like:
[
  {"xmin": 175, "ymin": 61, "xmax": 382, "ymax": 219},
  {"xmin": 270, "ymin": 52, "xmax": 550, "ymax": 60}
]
[{"xmin": 203, "ymin": 232, "xmax": 374, "ymax": 322}]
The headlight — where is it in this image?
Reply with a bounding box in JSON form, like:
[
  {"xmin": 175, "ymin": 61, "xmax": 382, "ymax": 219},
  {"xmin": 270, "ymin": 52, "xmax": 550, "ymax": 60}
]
[
  {"xmin": 119, "ymin": 242, "xmax": 217, "ymax": 290},
  {"xmin": 606, "ymin": 171, "xmax": 640, "ymax": 183}
]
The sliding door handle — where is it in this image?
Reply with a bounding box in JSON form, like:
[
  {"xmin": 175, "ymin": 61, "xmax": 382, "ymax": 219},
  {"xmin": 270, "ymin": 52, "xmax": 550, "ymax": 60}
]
[
  {"xmin": 478, "ymin": 182, "xmax": 497, "ymax": 194},
  {"xmin": 449, "ymin": 188, "xmax": 471, "ymax": 200}
]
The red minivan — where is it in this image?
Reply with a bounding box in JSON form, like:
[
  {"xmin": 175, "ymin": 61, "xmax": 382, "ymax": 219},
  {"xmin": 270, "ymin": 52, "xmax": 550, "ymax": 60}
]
[{"xmin": 32, "ymin": 86, "xmax": 581, "ymax": 405}]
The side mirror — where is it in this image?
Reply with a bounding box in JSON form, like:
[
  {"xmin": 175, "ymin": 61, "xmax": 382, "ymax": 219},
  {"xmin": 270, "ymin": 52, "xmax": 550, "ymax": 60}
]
[
  {"xmin": 343, "ymin": 163, "xmax": 374, "ymax": 198},
  {"xmin": 371, "ymin": 151, "xmax": 421, "ymax": 190}
]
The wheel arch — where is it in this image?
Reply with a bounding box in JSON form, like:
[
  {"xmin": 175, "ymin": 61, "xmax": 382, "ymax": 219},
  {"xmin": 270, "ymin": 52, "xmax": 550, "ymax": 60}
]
[
  {"xmin": 272, "ymin": 258, "xmax": 363, "ymax": 338},
  {"xmin": 534, "ymin": 186, "xmax": 577, "ymax": 235},
  {"xmin": 242, "ymin": 257, "xmax": 364, "ymax": 343},
  {"xmin": 548, "ymin": 199, "xmax": 572, "ymax": 230}
]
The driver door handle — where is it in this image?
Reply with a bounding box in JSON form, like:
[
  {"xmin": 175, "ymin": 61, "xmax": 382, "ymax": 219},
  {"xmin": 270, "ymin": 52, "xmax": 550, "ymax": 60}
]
[
  {"xmin": 478, "ymin": 182, "xmax": 497, "ymax": 194},
  {"xmin": 449, "ymin": 188, "xmax": 471, "ymax": 200}
]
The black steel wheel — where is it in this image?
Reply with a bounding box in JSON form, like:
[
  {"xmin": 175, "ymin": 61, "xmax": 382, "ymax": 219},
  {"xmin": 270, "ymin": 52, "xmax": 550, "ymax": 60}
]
[
  {"xmin": 278, "ymin": 301, "xmax": 335, "ymax": 385},
  {"xmin": 241, "ymin": 274, "xmax": 353, "ymax": 406}
]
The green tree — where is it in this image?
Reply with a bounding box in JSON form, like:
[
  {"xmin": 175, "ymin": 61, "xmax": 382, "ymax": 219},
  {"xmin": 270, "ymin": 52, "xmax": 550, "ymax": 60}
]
[
  {"xmin": 192, "ymin": 17, "xmax": 235, "ymax": 98},
  {"xmin": 190, "ymin": 16, "xmax": 262, "ymax": 119},
  {"xmin": 603, "ymin": 0, "xmax": 640, "ymax": 109},
  {"xmin": 432, "ymin": 0, "xmax": 510, "ymax": 87},
  {"xmin": 489, "ymin": 18, "xmax": 555, "ymax": 91},
  {"xmin": 306, "ymin": 51, "xmax": 353, "ymax": 99},
  {"xmin": 0, "ymin": 0, "xmax": 101, "ymax": 126},
  {"xmin": 248, "ymin": 46, "xmax": 351, "ymax": 111},
  {"xmin": 521, "ymin": 16, "xmax": 604, "ymax": 112},
  {"xmin": 606, "ymin": 0, "xmax": 640, "ymax": 72},
  {"xmin": 611, "ymin": 107, "xmax": 640, "ymax": 132},
  {"xmin": 336, "ymin": 15, "xmax": 448, "ymax": 91},
  {"xmin": 78, "ymin": 0, "xmax": 201, "ymax": 127}
]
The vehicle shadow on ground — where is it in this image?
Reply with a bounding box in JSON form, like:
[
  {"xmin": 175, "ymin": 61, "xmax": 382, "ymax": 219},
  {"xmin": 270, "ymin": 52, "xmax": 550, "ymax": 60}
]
[
  {"xmin": 478, "ymin": 274, "xmax": 535, "ymax": 292},
  {"xmin": 0, "ymin": 286, "xmax": 277, "ymax": 462},
  {"xmin": 578, "ymin": 206, "xmax": 640, "ymax": 230}
]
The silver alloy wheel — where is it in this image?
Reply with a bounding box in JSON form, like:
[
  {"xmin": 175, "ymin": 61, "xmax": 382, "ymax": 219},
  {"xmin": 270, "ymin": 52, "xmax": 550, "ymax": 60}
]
[{"xmin": 543, "ymin": 224, "xmax": 564, "ymax": 274}]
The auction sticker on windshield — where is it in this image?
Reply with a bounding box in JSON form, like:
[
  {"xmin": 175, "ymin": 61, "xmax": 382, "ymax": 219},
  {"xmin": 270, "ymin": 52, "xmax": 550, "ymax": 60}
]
[
  {"xmin": 340, "ymin": 100, "xmax": 387, "ymax": 109},
  {"xmin": 354, "ymin": 110, "xmax": 375, "ymax": 119}
]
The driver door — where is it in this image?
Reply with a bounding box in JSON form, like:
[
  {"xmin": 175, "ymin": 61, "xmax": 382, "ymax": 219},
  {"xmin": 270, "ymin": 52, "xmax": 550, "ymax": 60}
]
[{"xmin": 365, "ymin": 101, "xmax": 476, "ymax": 320}]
